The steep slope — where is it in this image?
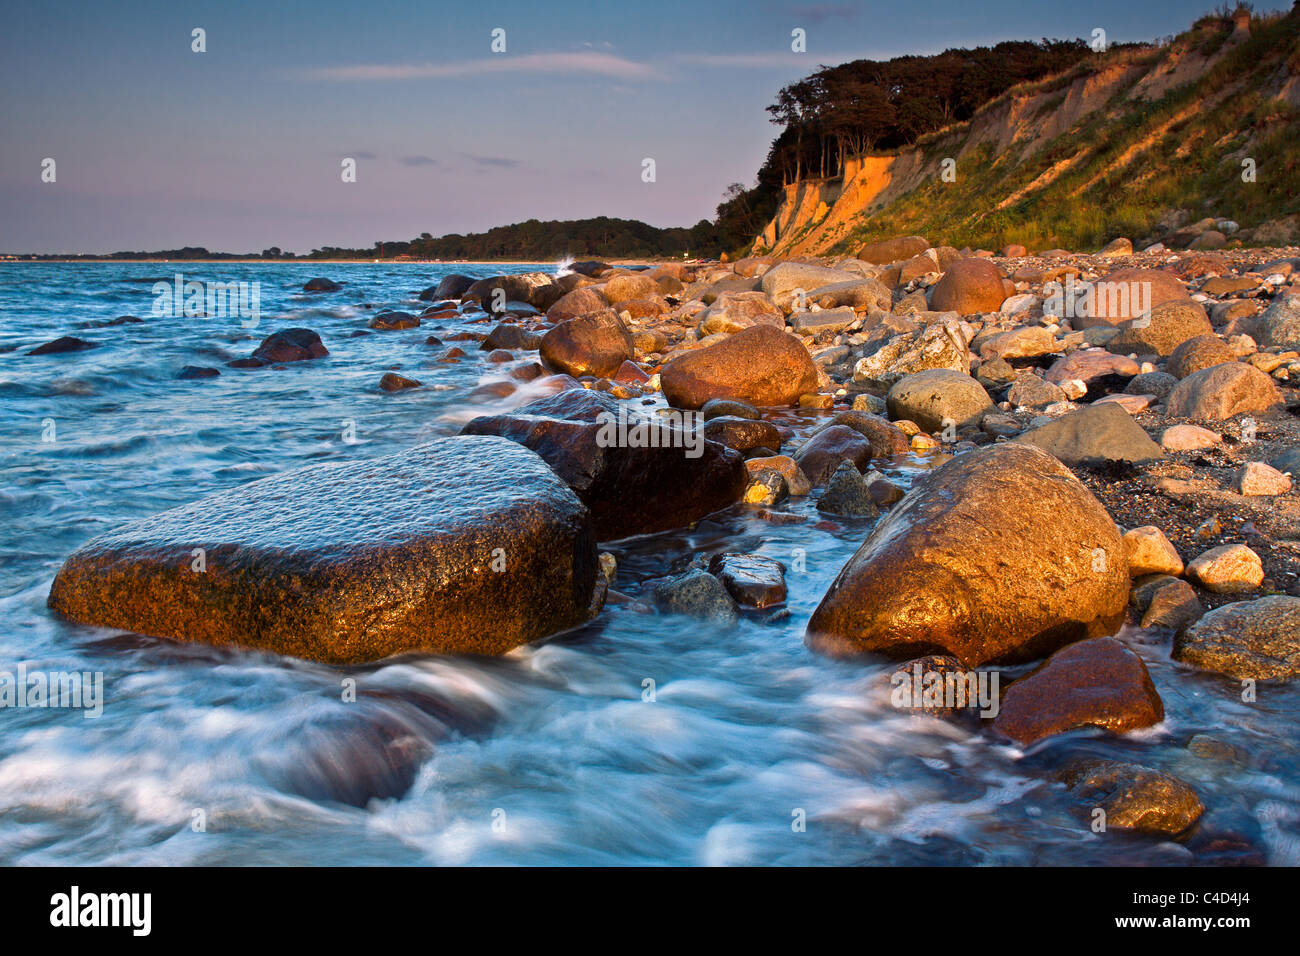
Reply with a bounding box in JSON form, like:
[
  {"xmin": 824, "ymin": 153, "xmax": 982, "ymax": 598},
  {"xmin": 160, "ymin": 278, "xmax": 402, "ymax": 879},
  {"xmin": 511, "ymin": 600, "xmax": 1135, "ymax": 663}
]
[{"xmin": 755, "ymin": 10, "xmax": 1300, "ymax": 256}]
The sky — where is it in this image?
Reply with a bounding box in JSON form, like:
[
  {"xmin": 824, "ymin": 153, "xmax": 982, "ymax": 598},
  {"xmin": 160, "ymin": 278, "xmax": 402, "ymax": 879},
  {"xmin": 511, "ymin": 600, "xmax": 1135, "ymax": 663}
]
[{"xmin": 0, "ymin": 0, "xmax": 1284, "ymax": 254}]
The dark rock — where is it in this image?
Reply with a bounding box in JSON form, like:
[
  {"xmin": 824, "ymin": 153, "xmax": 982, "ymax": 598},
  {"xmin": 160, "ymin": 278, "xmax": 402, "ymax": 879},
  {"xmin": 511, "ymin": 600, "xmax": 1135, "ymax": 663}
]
[
  {"xmin": 427, "ymin": 274, "xmax": 476, "ymax": 300},
  {"xmin": 743, "ymin": 470, "xmax": 788, "ymax": 506},
  {"xmin": 483, "ymin": 323, "xmax": 542, "ymax": 352},
  {"xmin": 701, "ymin": 398, "xmax": 761, "ymax": 421},
  {"xmin": 992, "ymin": 637, "xmax": 1164, "ymax": 745},
  {"xmin": 817, "ymin": 461, "xmax": 880, "ymax": 517},
  {"xmin": 250, "ymin": 328, "xmax": 328, "ymax": 364},
  {"xmin": 793, "ymin": 425, "xmax": 873, "ymax": 486},
  {"xmin": 27, "ymin": 336, "xmax": 98, "ymax": 356},
  {"xmin": 651, "ymin": 570, "xmax": 737, "ymax": 623},
  {"xmin": 368, "ymin": 311, "xmax": 420, "ymax": 331},
  {"xmin": 303, "ymin": 277, "xmax": 342, "ymax": 292},
  {"xmin": 47, "ymin": 437, "xmax": 601, "ymax": 663},
  {"xmin": 818, "ymin": 410, "xmax": 911, "ymax": 457},
  {"xmin": 707, "ymin": 553, "xmax": 787, "ymax": 608},
  {"xmin": 379, "ymin": 372, "xmax": 421, "ymax": 392},
  {"xmin": 177, "ymin": 365, "xmax": 220, "ymax": 380},
  {"xmin": 461, "ymin": 389, "xmax": 745, "ymax": 541},
  {"xmin": 702, "ymin": 416, "xmax": 782, "ymax": 452}
]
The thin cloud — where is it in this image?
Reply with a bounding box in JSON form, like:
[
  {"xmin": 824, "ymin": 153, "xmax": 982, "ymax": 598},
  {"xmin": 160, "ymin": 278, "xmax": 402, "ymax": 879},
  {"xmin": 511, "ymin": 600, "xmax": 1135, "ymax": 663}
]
[
  {"xmin": 400, "ymin": 155, "xmax": 438, "ymax": 166},
  {"xmin": 461, "ymin": 154, "xmax": 520, "ymax": 169},
  {"xmin": 302, "ymin": 51, "xmax": 661, "ymax": 82},
  {"xmin": 672, "ymin": 50, "xmax": 865, "ymax": 68},
  {"xmin": 776, "ymin": 3, "xmax": 859, "ymax": 23}
]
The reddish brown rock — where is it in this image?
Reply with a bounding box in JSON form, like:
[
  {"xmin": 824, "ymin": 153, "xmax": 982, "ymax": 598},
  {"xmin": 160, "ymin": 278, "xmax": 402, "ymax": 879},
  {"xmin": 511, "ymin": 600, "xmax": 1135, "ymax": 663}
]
[
  {"xmin": 928, "ymin": 258, "xmax": 1007, "ymax": 315},
  {"xmin": 806, "ymin": 443, "xmax": 1128, "ymax": 667},
  {"xmin": 539, "ymin": 309, "xmax": 635, "ymax": 378},
  {"xmin": 993, "ymin": 637, "xmax": 1164, "ymax": 745},
  {"xmin": 857, "ymin": 235, "xmax": 930, "ymax": 265},
  {"xmin": 660, "ymin": 325, "xmax": 818, "ymax": 410}
]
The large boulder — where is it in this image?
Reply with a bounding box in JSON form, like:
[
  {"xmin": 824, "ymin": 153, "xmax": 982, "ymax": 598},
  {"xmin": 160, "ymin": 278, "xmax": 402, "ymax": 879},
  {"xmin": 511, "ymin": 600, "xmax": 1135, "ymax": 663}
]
[
  {"xmin": 928, "ymin": 258, "xmax": 1006, "ymax": 315},
  {"xmin": 696, "ymin": 291, "xmax": 783, "ymax": 335},
  {"xmin": 1173, "ymin": 596, "xmax": 1300, "ymax": 680},
  {"xmin": 47, "ymin": 437, "xmax": 601, "ymax": 663},
  {"xmin": 1254, "ymin": 299, "xmax": 1300, "ymax": 349},
  {"xmin": 992, "ymin": 637, "xmax": 1164, "ymax": 745},
  {"xmin": 1105, "ymin": 299, "xmax": 1213, "ymax": 356},
  {"xmin": 886, "ymin": 369, "xmax": 991, "ymax": 432},
  {"xmin": 759, "ymin": 262, "xmax": 857, "ymax": 299},
  {"xmin": 804, "ymin": 277, "xmax": 892, "ymax": 312},
  {"xmin": 1072, "ymin": 268, "xmax": 1190, "ymax": 328},
  {"xmin": 424, "ymin": 274, "xmax": 475, "ymax": 300},
  {"xmin": 546, "ymin": 286, "xmax": 610, "ymax": 322},
  {"xmin": 1167, "ymin": 334, "xmax": 1235, "ymax": 379},
  {"xmin": 660, "ymin": 325, "xmax": 819, "ymax": 409},
  {"xmin": 463, "ymin": 272, "xmax": 560, "ymax": 312},
  {"xmin": 852, "ymin": 316, "xmax": 971, "ymax": 386},
  {"xmin": 250, "ymin": 328, "xmax": 328, "ymax": 364},
  {"xmin": 461, "ymin": 389, "xmax": 745, "ymax": 540},
  {"xmin": 1165, "ymin": 362, "xmax": 1282, "ymax": 419},
  {"xmin": 1014, "ymin": 402, "xmax": 1164, "ymax": 467},
  {"xmin": 539, "ymin": 309, "xmax": 635, "ymax": 378},
  {"xmin": 856, "ymin": 235, "xmax": 929, "ymax": 265},
  {"xmin": 806, "ymin": 442, "xmax": 1128, "ymax": 666},
  {"xmin": 601, "ymin": 273, "xmax": 658, "ymax": 306}
]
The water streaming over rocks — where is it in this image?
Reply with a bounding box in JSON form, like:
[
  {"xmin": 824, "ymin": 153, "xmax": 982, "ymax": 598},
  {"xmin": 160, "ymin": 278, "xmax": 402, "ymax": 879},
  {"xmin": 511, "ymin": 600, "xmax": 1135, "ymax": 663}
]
[{"xmin": 1, "ymin": 262, "xmax": 1297, "ymax": 865}]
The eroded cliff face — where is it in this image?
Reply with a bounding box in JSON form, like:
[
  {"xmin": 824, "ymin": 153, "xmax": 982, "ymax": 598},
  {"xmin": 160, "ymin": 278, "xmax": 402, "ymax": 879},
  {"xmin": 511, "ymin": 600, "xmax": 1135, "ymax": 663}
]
[{"xmin": 754, "ymin": 14, "xmax": 1299, "ymax": 256}]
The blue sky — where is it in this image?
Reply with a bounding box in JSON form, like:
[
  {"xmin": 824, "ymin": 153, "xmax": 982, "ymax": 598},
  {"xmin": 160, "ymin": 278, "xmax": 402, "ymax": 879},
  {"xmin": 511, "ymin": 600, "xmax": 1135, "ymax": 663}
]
[{"xmin": 0, "ymin": 0, "xmax": 1282, "ymax": 254}]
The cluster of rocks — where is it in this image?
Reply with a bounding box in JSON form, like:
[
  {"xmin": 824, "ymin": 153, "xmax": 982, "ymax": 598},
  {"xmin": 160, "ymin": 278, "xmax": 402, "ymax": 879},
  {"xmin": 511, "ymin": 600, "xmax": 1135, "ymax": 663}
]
[{"xmin": 44, "ymin": 237, "xmax": 1300, "ymax": 847}]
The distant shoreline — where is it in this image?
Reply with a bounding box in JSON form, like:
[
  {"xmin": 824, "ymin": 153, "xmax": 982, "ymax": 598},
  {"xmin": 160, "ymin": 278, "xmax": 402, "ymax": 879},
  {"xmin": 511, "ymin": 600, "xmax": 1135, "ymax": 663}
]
[{"xmin": 0, "ymin": 258, "xmax": 681, "ymax": 266}]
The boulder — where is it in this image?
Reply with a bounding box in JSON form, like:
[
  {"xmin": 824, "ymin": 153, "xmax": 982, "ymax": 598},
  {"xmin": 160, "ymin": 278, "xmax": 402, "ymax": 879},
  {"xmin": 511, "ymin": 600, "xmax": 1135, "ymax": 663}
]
[
  {"xmin": 177, "ymin": 365, "xmax": 220, "ymax": 380},
  {"xmin": 992, "ymin": 637, "xmax": 1164, "ymax": 745},
  {"xmin": 47, "ymin": 437, "xmax": 601, "ymax": 663},
  {"xmin": 1238, "ymin": 461, "xmax": 1292, "ymax": 496},
  {"xmin": 378, "ymin": 372, "xmax": 421, "ymax": 391},
  {"xmin": 660, "ymin": 325, "xmax": 819, "ymax": 409},
  {"xmin": 1013, "ymin": 402, "xmax": 1164, "ymax": 467},
  {"xmin": 853, "ymin": 316, "xmax": 971, "ymax": 386},
  {"xmin": 759, "ymin": 262, "xmax": 856, "ymax": 298},
  {"xmin": 806, "ymin": 443, "xmax": 1128, "ymax": 666},
  {"xmin": 1105, "ymin": 299, "xmax": 1213, "ymax": 356},
  {"xmin": 696, "ymin": 291, "xmax": 783, "ymax": 335},
  {"xmin": 792, "ymin": 425, "xmax": 873, "ymax": 485},
  {"xmin": 1254, "ymin": 299, "xmax": 1300, "ymax": 349},
  {"xmin": 886, "ymin": 370, "xmax": 992, "ymax": 432},
  {"xmin": 818, "ymin": 410, "xmax": 911, "ymax": 457},
  {"xmin": 1186, "ymin": 544, "xmax": 1264, "ymax": 594},
  {"xmin": 803, "ymin": 277, "xmax": 891, "ymax": 312},
  {"xmin": 1044, "ymin": 350, "xmax": 1139, "ymax": 385},
  {"xmin": 978, "ymin": 325, "xmax": 1059, "ymax": 361},
  {"xmin": 461, "ymin": 389, "xmax": 745, "ymax": 540},
  {"xmin": 302, "ymin": 277, "xmax": 341, "ymax": 292},
  {"xmin": 463, "ymin": 272, "xmax": 559, "ymax": 312},
  {"xmin": 856, "ymin": 235, "xmax": 930, "ymax": 265},
  {"xmin": 250, "ymin": 328, "xmax": 328, "ymax": 364},
  {"xmin": 1058, "ymin": 760, "xmax": 1203, "ymax": 836},
  {"xmin": 702, "ymin": 415, "xmax": 782, "ymax": 452},
  {"xmin": 27, "ymin": 336, "xmax": 99, "ymax": 355},
  {"xmin": 546, "ymin": 286, "xmax": 610, "ymax": 322},
  {"xmin": 1125, "ymin": 370, "xmax": 1178, "ymax": 401},
  {"xmin": 707, "ymin": 553, "xmax": 787, "ymax": 608},
  {"xmin": 1174, "ymin": 596, "xmax": 1300, "ymax": 680},
  {"xmin": 1165, "ymin": 362, "xmax": 1282, "ymax": 419},
  {"xmin": 790, "ymin": 306, "xmax": 857, "ymax": 336},
  {"xmin": 1073, "ymin": 268, "xmax": 1190, "ymax": 328},
  {"xmin": 601, "ymin": 273, "xmax": 658, "ymax": 306},
  {"xmin": 539, "ymin": 309, "xmax": 634, "ymax": 378},
  {"xmin": 1007, "ymin": 372, "xmax": 1067, "ymax": 409},
  {"xmin": 928, "ymin": 258, "xmax": 1006, "ymax": 315},
  {"xmin": 1160, "ymin": 423, "xmax": 1220, "ymax": 451},
  {"xmin": 430, "ymin": 274, "xmax": 476, "ymax": 300}
]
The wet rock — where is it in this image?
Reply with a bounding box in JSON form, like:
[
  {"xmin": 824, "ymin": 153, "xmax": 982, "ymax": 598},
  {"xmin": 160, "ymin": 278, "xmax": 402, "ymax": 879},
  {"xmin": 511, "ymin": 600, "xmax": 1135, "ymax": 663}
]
[
  {"xmin": 703, "ymin": 416, "xmax": 782, "ymax": 452},
  {"xmin": 1058, "ymin": 759, "xmax": 1203, "ymax": 836},
  {"xmin": 47, "ymin": 436, "xmax": 601, "ymax": 663},
  {"xmin": 864, "ymin": 471, "xmax": 906, "ymax": 506},
  {"xmin": 885, "ymin": 654, "xmax": 985, "ymax": 719},
  {"xmin": 1123, "ymin": 526, "xmax": 1184, "ymax": 577},
  {"xmin": 793, "ymin": 425, "xmax": 873, "ymax": 485},
  {"xmin": 1174, "ymin": 596, "xmax": 1300, "ymax": 680},
  {"xmin": 806, "ymin": 443, "xmax": 1128, "ymax": 667},
  {"xmin": 743, "ymin": 455, "xmax": 811, "ymax": 496},
  {"xmin": 428, "ymin": 274, "xmax": 475, "ymax": 300},
  {"xmin": 819, "ymin": 410, "xmax": 911, "ymax": 457},
  {"xmin": 177, "ymin": 365, "xmax": 220, "ymax": 380},
  {"xmin": 379, "ymin": 372, "xmax": 421, "ymax": 392},
  {"xmin": 539, "ymin": 309, "xmax": 635, "ymax": 378},
  {"xmin": 651, "ymin": 569, "xmax": 738, "ymax": 623},
  {"xmin": 701, "ymin": 397, "xmax": 761, "ymax": 421},
  {"xmin": 249, "ymin": 328, "xmax": 328, "ymax": 364},
  {"xmin": 1167, "ymin": 335, "xmax": 1235, "ymax": 379},
  {"xmin": 483, "ymin": 323, "xmax": 541, "ymax": 352},
  {"xmin": 1136, "ymin": 576, "xmax": 1203, "ymax": 630},
  {"xmin": 1237, "ymin": 461, "xmax": 1292, "ymax": 496},
  {"xmin": 886, "ymin": 370, "xmax": 991, "ymax": 433},
  {"xmin": 992, "ymin": 637, "xmax": 1164, "ymax": 745},
  {"xmin": 660, "ymin": 325, "xmax": 818, "ymax": 409},
  {"xmin": 461, "ymin": 389, "xmax": 745, "ymax": 541},
  {"xmin": 463, "ymin": 272, "xmax": 560, "ymax": 312},
  {"xmin": 707, "ymin": 553, "xmax": 787, "ymax": 608},
  {"xmin": 303, "ymin": 277, "xmax": 341, "ymax": 292},
  {"xmin": 27, "ymin": 336, "xmax": 98, "ymax": 355},
  {"xmin": 928, "ymin": 258, "xmax": 1007, "ymax": 315},
  {"xmin": 816, "ymin": 461, "xmax": 879, "ymax": 517},
  {"xmin": 743, "ymin": 469, "xmax": 788, "ymax": 506},
  {"xmin": 1186, "ymin": 544, "xmax": 1264, "ymax": 594},
  {"xmin": 1014, "ymin": 402, "xmax": 1163, "ymax": 467},
  {"xmin": 368, "ymin": 311, "xmax": 420, "ymax": 331},
  {"xmin": 1165, "ymin": 362, "xmax": 1282, "ymax": 419}
]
